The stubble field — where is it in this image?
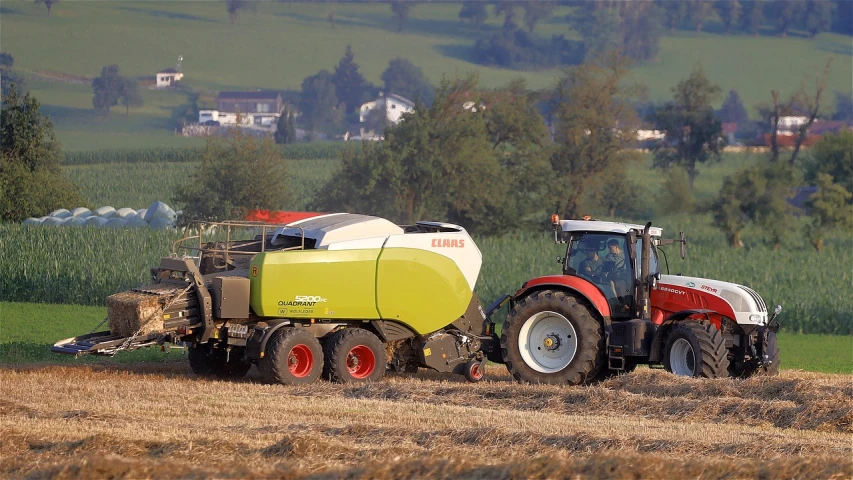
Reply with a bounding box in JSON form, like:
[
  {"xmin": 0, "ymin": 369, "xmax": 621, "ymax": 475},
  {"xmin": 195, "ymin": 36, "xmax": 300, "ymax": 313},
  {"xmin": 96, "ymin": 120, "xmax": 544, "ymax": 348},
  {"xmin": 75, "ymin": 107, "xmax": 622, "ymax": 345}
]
[{"xmin": 1, "ymin": 364, "xmax": 850, "ymax": 479}]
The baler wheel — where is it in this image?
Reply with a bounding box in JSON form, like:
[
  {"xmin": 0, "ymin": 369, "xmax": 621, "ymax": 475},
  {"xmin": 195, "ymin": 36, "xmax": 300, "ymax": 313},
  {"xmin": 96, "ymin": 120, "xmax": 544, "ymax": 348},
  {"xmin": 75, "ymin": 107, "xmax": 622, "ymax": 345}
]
[
  {"xmin": 463, "ymin": 359, "xmax": 486, "ymax": 383},
  {"xmin": 663, "ymin": 320, "xmax": 729, "ymax": 378},
  {"xmin": 188, "ymin": 345, "xmax": 251, "ymax": 379},
  {"xmin": 323, "ymin": 328, "xmax": 386, "ymax": 383},
  {"xmin": 259, "ymin": 328, "xmax": 323, "ymax": 385},
  {"xmin": 501, "ymin": 289, "xmax": 604, "ymax": 385}
]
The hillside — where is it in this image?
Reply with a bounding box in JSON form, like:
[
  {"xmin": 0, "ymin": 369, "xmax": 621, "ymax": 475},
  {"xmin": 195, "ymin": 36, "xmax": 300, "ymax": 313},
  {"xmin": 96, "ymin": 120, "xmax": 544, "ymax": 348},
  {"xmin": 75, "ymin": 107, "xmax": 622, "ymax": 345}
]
[
  {"xmin": 1, "ymin": 365, "xmax": 850, "ymax": 478},
  {"xmin": 1, "ymin": 1, "xmax": 851, "ymax": 150}
]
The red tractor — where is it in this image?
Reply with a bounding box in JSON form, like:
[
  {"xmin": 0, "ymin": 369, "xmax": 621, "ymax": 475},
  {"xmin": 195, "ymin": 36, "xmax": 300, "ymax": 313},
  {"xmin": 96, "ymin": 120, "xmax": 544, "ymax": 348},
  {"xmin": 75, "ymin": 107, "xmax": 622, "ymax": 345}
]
[{"xmin": 492, "ymin": 217, "xmax": 781, "ymax": 384}]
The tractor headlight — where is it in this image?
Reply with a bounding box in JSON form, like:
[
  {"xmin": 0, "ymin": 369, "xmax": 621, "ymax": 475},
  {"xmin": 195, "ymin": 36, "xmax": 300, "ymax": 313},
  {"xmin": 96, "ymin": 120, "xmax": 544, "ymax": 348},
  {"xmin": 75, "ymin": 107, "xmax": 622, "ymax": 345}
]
[{"xmin": 749, "ymin": 314, "xmax": 762, "ymax": 323}]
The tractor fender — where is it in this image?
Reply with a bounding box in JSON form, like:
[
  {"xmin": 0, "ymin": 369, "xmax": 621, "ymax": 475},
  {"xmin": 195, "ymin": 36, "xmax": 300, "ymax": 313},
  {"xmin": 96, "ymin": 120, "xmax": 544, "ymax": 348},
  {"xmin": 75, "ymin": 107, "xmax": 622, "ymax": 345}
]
[
  {"xmin": 514, "ymin": 275, "xmax": 612, "ymax": 320},
  {"xmin": 648, "ymin": 309, "xmax": 718, "ymax": 363}
]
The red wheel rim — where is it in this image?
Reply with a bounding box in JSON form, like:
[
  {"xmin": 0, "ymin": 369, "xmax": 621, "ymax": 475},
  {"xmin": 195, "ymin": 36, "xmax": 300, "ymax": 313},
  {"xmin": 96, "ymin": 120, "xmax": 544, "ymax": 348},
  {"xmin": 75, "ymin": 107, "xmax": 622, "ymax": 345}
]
[
  {"xmin": 346, "ymin": 345, "xmax": 376, "ymax": 379},
  {"xmin": 287, "ymin": 344, "xmax": 313, "ymax": 378},
  {"xmin": 471, "ymin": 363, "xmax": 483, "ymax": 379}
]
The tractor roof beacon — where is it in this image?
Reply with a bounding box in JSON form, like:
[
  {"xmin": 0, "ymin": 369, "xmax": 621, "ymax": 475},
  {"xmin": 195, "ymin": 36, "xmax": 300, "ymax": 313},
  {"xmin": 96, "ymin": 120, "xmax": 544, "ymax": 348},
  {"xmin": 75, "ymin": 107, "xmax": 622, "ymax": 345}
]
[{"xmin": 496, "ymin": 215, "xmax": 782, "ymax": 385}]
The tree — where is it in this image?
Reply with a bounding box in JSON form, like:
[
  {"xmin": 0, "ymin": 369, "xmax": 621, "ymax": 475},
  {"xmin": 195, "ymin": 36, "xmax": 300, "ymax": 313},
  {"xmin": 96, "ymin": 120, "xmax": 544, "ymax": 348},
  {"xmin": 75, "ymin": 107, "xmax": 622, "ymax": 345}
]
[
  {"xmin": 574, "ymin": 1, "xmax": 662, "ymax": 62},
  {"xmin": 299, "ymin": 70, "xmax": 344, "ymax": 136},
  {"xmin": 493, "ymin": 1, "xmax": 520, "ymax": 30},
  {"xmin": 119, "ymin": 78, "xmax": 143, "ymax": 116},
  {"xmin": 801, "ymin": 130, "xmax": 853, "ymax": 195},
  {"xmin": 711, "ymin": 166, "xmax": 765, "ymax": 248},
  {"xmin": 458, "ymin": 1, "xmax": 488, "ymax": 30},
  {"xmin": 661, "ymin": 0, "xmax": 688, "ymax": 32},
  {"xmin": 274, "ymin": 106, "xmax": 297, "ymax": 145},
  {"xmin": 549, "ymin": 52, "xmax": 642, "ymax": 218},
  {"xmin": 313, "ymin": 74, "xmax": 550, "ymax": 233},
  {"xmin": 174, "ymin": 128, "xmax": 290, "ymax": 223},
  {"xmin": 715, "ymin": 0, "xmax": 742, "ymax": 33},
  {"xmin": 805, "ymin": 0, "xmax": 833, "ymax": 37},
  {"xmin": 689, "ymin": 0, "xmax": 714, "ymax": 33},
  {"xmin": 380, "ymin": 57, "xmax": 434, "ymax": 105},
  {"xmin": 741, "ymin": 0, "xmax": 766, "ymax": 36},
  {"xmin": 332, "ymin": 45, "xmax": 371, "ymax": 115},
  {"xmin": 653, "ymin": 65, "xmax": 724, "ymax": 190},
  {"xmin": 34, "ymin": 0, "xmax": 58, "ymax": 16},
  {"xmin": 522, "ymin": 1, "xmax": 555, "ymax": 33},
  {"xmin": 831, "ymin": 91, "xmax": 852, "ymax": 122},
  {"xmin": 91, "ymin": 64, "xmax": 124, "ymax": 114},
  {"xmin": 390, "ymin": 1, "xmax": 413, "ymax": 32},
  {"xmin": 805, "ymin": 173, "xmax": 852, "ymax": 252},
  {"xmin": 770, "ymin": 0, "xmax": 806, "ymax": 37},
  {"xmin": 0, "ymin": 52, "xmax": 27, "ymax": 97},
  {"xmin": 0, "ymin": 88, "xmax": 85, "ymax": 221},
  {"xmin": 719, "ymin": 89, "xmax": 749, "ymax": 125},
  {"xmin": 225, "ymin": 0, "xmax": 255, "ymax": 24}
]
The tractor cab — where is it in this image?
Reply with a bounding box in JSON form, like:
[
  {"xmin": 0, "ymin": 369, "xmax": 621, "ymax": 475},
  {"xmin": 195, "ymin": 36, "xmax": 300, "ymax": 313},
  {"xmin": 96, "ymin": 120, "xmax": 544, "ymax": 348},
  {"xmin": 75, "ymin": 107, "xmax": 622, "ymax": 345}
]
[{"xmin": 553, "ymin": 216, "xmax": 664, "ymax": 320}]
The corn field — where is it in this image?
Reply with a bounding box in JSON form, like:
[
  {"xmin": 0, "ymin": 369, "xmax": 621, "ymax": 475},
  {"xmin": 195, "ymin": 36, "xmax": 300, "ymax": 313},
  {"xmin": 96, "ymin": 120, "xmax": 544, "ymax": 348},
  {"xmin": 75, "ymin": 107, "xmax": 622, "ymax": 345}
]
[{"xmin": 1, "ymin": 221, "xmax": 849, "ymax": 334}]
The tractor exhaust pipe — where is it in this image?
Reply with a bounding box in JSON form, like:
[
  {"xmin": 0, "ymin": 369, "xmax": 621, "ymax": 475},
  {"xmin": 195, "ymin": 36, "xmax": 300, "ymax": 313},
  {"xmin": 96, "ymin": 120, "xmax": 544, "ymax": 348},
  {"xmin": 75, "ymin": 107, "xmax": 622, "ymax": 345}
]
[{"xmin": 636, "ymin": 222, "xmax": 652, "ymax": 320}]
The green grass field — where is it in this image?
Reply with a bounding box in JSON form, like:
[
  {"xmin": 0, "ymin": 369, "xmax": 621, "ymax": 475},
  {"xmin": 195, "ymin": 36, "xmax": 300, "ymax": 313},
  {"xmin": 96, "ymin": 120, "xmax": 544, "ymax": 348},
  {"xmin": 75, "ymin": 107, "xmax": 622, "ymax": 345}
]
[
  {"xmin": 1, "ymin": 301, "xmax": 848, "ymax": 373},
  {"xmin": 2, "ymin": 1, "xmax": 851, "ymax": 150}
]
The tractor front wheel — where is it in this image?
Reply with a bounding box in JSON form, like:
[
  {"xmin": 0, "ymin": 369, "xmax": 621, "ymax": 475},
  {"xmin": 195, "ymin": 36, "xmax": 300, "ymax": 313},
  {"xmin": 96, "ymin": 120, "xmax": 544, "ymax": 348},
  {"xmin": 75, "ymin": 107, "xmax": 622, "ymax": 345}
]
[
  {"xmin": 663, "ymin": 320, "xmax": 729, "ymax": 378},
  {"xmin": 259, "ymin": 328, "xmax": 323, "ymax": 385},
  {"xmin": 501, "ymin": 290, "xmax": 604, "ymax": 385},
  {"xmin": 323, "ymin": 328, "xmax": 385, "ymax": 383}
]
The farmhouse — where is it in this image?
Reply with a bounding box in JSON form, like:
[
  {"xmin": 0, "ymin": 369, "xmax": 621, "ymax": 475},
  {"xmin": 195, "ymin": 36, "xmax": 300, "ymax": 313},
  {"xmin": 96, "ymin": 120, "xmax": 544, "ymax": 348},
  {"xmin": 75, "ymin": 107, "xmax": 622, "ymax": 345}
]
[
  {"xmin": 350, "ymin": 93, "xmax": 414, "ymax": 140},
  {"xmin": 156, "ymin": 68, "xmax": 184, "ymax": 88},
  {"xmin": 198, "ymin": 91, "xmax": 283, "ymax": 130}
]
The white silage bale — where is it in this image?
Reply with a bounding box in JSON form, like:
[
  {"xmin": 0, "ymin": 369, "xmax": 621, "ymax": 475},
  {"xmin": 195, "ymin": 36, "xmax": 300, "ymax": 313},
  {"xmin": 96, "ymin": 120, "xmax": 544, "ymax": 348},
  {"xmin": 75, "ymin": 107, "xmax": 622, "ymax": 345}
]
[
  {"xmin": 85, "ymin": 216, "xmax": 109, "ymax": 227},
  {"xmin": 71, "ymin": 207, "xmax": 92, "ymax": 217},
  {"xmin": 148, "ymin": 216, "xmax": 176, "ymax": 230},
  {"xmin": 94, "ymin": 206, "xmax": 116, "ymax": 218},
  {"xmin": 126, "ymin": 215, "xmax": 148, "ymax": 228},
  {"xmin": 144, "ymin": 201, "xmax": 177, "ymax": 223},
  {"xmin": 136, "ymin": 208, "xmax": 148, "ymax": 220},
  {"xmin": 115, "ymin": 207, "xmax": 136, "ymax": 218},
  {"xmin": 42, "ymin": 217, "xmax": 64, "ymax": 226},
  {"xmin": 67, "ymin": 217, "xmax": 88, "ymax": 227},
  {"xmin": 104, "ymin": 218, "xmax": 128, "ymax": 229},
  {"xmin": 22, "ymin": 217, "xmax": 41, "ymax": 225},
  {"xmin": 49, "ymin": 208, "xmax": 72, "ymax": 219}
]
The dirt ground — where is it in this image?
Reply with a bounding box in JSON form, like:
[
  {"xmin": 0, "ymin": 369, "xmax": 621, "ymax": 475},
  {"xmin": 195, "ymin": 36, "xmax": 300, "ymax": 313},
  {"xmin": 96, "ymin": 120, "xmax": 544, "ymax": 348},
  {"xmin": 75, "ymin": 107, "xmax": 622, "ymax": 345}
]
[{"xmin": 1, "ymin": 363, "xmax": 850, "ymax": 479}]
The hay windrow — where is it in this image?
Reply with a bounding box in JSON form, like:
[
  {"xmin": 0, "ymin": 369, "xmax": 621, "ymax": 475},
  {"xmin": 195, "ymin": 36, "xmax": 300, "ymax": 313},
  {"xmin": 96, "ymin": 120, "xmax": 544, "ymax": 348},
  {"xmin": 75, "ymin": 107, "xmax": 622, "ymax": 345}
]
[{"xmin": 106, "ymin": 291, "xmax": 164, "ymax": 337}]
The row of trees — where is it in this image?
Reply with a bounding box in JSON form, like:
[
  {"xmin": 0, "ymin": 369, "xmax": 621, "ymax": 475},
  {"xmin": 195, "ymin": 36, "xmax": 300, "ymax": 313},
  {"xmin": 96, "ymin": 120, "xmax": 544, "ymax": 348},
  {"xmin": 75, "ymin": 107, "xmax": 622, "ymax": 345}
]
[{"xmin": 465, "ymin": 0, "xmax": 850, "ymax": 68}]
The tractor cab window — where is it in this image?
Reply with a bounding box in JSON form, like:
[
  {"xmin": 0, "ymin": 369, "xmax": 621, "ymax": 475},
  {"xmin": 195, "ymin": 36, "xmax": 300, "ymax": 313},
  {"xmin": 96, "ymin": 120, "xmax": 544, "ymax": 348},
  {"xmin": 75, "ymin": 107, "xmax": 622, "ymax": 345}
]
[
  {"xmin": 635, "ymin": 238, "xmax": 660, "ymax": 277},
  {"xmin": 565, "ymin": 233, "xmax": 634, "ymax": 318}
]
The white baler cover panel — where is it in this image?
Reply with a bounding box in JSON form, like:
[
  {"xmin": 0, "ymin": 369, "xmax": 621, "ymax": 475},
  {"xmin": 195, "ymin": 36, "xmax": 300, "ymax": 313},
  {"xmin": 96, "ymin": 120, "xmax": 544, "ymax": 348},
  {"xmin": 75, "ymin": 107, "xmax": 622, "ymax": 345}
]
[
  {"xmin": 382, "ymin": 228, "xmax": 482, "ymax": 292},
  {"xmin": 559, "ymin": 220, "xmax": 662, "ymax": 237},
  {"xmin": 273, "ymin": 213, "xmax": 404, "ymax": 247}
]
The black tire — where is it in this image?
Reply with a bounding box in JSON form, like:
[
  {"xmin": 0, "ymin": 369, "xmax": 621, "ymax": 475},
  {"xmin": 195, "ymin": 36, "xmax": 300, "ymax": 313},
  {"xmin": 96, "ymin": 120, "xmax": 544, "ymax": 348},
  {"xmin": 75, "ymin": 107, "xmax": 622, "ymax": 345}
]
[
  {"xmin": 259, "ymin": 328, "xmax": 323, "ymax": 385},
  {"xmin": 463, "ymin": 359, "xmax": 486, "ymax": 383},
  {"xmin": 322, "ymin": 328, "xmax": 385, "ymax": 383},
  {"xmin": 188, "ymin": 345, "xmax": 251, "ymax": 379},
  {"xmin": 500, "ymin": 290, "xmax": 604, "ymax": 385},
  {"xmin": 663, "ymin": 320, "xmax": 729, "ymax": 378}
]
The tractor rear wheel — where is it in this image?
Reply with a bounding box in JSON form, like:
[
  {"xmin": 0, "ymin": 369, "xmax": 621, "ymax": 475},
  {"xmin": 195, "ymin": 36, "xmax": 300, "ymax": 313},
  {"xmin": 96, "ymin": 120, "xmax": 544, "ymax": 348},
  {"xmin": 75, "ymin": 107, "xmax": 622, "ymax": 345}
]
[
  {"xmin": 322, "ymin": 328, "xmax": 385, "ymax": 383},
  {"xmin": 188, "ymin": 345, "xmax": 251, "ymax": 379},
  {"xmin": 501, "ymin": 290, "xmax": 604, "ymax": 385},
  {"xmin": 259, "ymin": 328, "xmax": 323, "ymax": 385},
  {"xmin": 663, "ymin": 320, "xmax": 728, "ymax": 378}
]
